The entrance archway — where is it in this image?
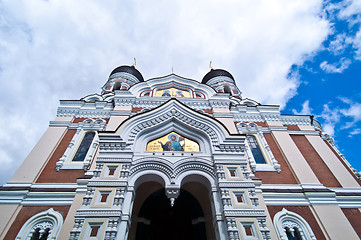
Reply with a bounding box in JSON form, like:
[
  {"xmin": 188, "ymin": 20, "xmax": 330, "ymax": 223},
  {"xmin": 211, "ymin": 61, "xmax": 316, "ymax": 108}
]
[{"xmin": 135, "ymin": 188, "xmax": 206, "ymax": 240}]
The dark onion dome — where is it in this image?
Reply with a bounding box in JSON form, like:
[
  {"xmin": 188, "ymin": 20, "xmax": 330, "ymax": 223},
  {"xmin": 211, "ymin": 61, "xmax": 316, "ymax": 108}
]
[
  {"xmin": 110, "ymin": 65, "xmax": 144, "ymax": 82},
  {"xmin": 201, "ymin": 69, "xmax": 235, "ymax": 84}
]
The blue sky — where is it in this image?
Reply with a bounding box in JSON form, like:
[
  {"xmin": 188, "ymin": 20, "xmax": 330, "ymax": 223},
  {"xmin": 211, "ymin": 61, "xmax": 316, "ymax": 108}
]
[
  {"xmin": 284, "ymin": 0, "xmax": 361, "ymax": 172},
  {"xmin": 0, "ymin": 0, "xmax": 360, "ymax": 184}
]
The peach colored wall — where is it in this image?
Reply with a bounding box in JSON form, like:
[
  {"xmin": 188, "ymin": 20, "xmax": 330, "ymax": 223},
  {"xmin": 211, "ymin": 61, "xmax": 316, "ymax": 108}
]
[
  {"xmin": 105, "ymin": 116, "xmax": 128, "ymax": 131},
  {"xmin": 215, "ymin": 117, "xmax": 238, "ymax": 134},
  {"xmin": 10, "ymin": 126, "xmax": 68, "ymax": 183},
  {"xmin": 54, "ymin": 117, "xmax": 74, "ymax": 122},
  {"xmin": 342, "ymin": 208, "xmax": 361, "ymax": 238},
  {"xmin": 212, "ymin": 107, "xmax": 230, "ymax": 114},
  {"xmin": 58, "ymin": 193, "xmax": 86, "ymax": 240},
  {"xmin": 291, "ymin": 135, "xmax": 341, "ymax": 187},
  {"xmin": 0, "ymin": 204, "xmax": 21, "ymax": 239},
  {"xmin": 114, "ymin": 106, "xmax": 132, "ymax": 111},
  {"xmin": 306, "ymin": 135, "xmax": 359, "ymax": 188},
  {"xmin": 267, "ymin": 121, "xmax": 320, "ymax": 184},
  {"xmin": 312, "ymin": 205, "xmax": 359, "ymax": 239}
]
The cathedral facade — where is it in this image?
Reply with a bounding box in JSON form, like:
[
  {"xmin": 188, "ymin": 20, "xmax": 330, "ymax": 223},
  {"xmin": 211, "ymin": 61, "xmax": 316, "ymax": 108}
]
[{"xmin": 0, "ymin": 65, "xmax": 360, "ymax": 239}]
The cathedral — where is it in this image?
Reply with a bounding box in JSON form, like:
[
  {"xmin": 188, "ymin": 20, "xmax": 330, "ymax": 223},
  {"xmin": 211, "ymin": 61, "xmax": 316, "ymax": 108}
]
[{"xmin": 0, "ymin": 65, "xmax": 360, "ymax": 240}]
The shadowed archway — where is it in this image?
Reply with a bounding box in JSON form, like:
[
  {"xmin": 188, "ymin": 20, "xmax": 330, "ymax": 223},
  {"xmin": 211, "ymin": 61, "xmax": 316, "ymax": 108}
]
[{"xmin": 135, "ymin": 188, "xmax": 207, "ymax": 240}]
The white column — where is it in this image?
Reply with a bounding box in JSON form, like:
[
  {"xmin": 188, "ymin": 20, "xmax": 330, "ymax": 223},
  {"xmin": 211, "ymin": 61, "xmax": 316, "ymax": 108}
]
[
  {"xmin": 211, "ymin": 188, "xmax": 228, "ymax": 240},
  {"xmin": 116, "ymin": 189, "xmax": 134, "ymax": 240}
]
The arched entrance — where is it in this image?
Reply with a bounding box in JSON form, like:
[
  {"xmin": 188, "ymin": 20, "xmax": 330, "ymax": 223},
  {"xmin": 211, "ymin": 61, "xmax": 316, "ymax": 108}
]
[
  {"xmin": 127, "ymin": 172, "xmax": 218, "ymax": 240},
  {"xmin": 135, "ymin": 188, "xmax": 207, "ymax": 240}
]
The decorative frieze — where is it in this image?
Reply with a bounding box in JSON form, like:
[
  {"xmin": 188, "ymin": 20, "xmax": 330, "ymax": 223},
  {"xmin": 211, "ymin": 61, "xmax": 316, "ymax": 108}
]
[{"xmin": 57, "ymin": 108, "xmax": 111, "ymax": 118}]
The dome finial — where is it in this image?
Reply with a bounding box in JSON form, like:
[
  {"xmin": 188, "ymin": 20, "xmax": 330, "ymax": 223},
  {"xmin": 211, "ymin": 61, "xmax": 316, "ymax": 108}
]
[
  {"xmin": 131, "ymin": 57, "xmax": 136, "ymax": 67},
  {"xmin": 209, "ymin": 60, "xmax": 214, "ymax": 70}
]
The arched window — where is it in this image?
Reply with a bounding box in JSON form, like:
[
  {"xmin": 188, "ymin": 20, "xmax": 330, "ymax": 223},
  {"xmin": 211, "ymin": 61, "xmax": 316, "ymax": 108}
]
[
  {"xmin": 274, "ymin": 208, "xmax": 316, "ymax": 240},
  {"xmin": 16, "ymin": 208, "xmax": 63, "ymax": 240},
  {"xmin": 246, "ymin": 135, "xmax": 266, "ymax": 164},
  {"xmin": 113, "ymin": 82, "xmax": 121, "ymax": 90},
  {"xmin": 223, "ymin": 85, "xmax": 232, "ymax": 94},
  {"xmin": 72, "ymin": 132, "xmax": 95, "ymax": 162}
]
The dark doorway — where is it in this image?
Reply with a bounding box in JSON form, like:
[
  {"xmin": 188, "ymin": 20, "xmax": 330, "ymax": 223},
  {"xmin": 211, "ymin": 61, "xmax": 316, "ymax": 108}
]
[{"xmin": 135, "ymin": 189, "xmax": 207, "ymax": 240}]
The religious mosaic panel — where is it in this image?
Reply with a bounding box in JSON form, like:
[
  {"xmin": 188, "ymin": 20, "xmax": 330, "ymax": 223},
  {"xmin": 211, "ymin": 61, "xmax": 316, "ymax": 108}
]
[
  {"xmin": 155, "ymin": 88, "xmax": 191, "ymax": 98},
  {"xmin": 146, "ymin": 132, "xmax": 200, "ymax": 152}
]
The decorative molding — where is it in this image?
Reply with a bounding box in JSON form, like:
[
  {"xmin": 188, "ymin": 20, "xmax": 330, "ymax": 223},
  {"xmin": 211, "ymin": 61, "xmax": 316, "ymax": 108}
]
[
  {"xmin": 223, "ymin": 209, "xmax": 266, "ymax": 217},
  {"xmin": 57, "ymin": 108, "xmax": 111, "ymax": 118},
  {"xmin": 75, "ymin": 209, "xmax": 122, "ymax": 217},
  {"xmin": 273, "ymin": 208, "xmax": 316, "ymax": 240},
  {"xmin": 16, "ymin": 208, "xmax": 64, "ymax": 240},
  {"xmin": 237, "ymin": 122, "xmax": 281, "ymax": 173}
]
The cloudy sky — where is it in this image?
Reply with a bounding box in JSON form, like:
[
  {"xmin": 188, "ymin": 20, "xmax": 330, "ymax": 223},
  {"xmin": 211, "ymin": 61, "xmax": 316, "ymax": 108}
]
[{"xmin": 0, "ymin": 0, "xmax": 361, "ymax": 184}]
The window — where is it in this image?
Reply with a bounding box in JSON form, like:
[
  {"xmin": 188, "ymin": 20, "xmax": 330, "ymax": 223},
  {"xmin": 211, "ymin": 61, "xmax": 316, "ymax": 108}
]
[
  {"xmin": 229, "ymin": 168, "xmax": 237, "ymax": 177},
  {"xmin": 16, "ymin": 208, "xmax": 63, "ymax": 240},
  {"xmin": 239, "ymin": 222, "xmax": 258, "ymax": 239},
  {"xmin": 246, "ymin": 136, "xmax": 266, "ymax": 164},
  {"xmin": 108, "ymin": 168, "xmax": 115, "ymax": 176},
  {"xmin": 236, "ymin": 195, "xmax": 243, "ymax": 203},
  {"xmin": 90, "ymin": 226, "xmax": 100, "ymax": 237},
  {"xmin": 274, "ymin": 208, "xmax": 316, "ymax": 240},
  {"xmin": 244, "ymin": 225, "xmax": 253, "ymax": 236},
  {"xmin": 100, "ymin": 194, "xmax": 108, "ymax": 203},
  {"xmin": 224, "ymin": 85, "xmax": 232, "ymax": 94},
  {"xmin": 107, "ymin": 166, "xmax": 117, "ymax": 176},
  {"xmin": 285, "ymin": 227, "xmax": 302, "ymax": 240},
  {"xmin": 113, "ymin": 82, "xmax": 121, "ymax": 90},
  {"xmin": 72, "ymin": 132, "xmax": 95, "ymax": 162},
  {"xmin": 234, "ymin": 192, "xmax": 245, "ymax": 204}
]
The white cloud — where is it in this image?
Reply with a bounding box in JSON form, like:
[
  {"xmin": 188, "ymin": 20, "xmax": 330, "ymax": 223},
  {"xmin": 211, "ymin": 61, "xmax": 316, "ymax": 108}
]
[
  {"xmin": 292, "ymin": 100, "xmax": 313, "ymax": 115},
  {"xmin": 0, "ymin": 0, "xmax": 331, "ymax": 184},
  {"xmin": 317, "ymin": 98, "xmax": 361, "ymax": 137},
  {"xmin": 340, "ymin": 101, "xmax": 361, "ymax": 129},
  {"xmin": 328, "ymin": 33, "xmax": 353, "ymax": 55},
  {"xmin": 334, "ymin": 0, "xmax": 361, "ymax": 60},
  {"xmin": 323, "ymin": 123, "xmax": 336, "ymax": 136},
  {"xmin": 318, "ymin": 104, "xmax": 341, "ymax": 136},
  {"xmin": 349, "ymin": 128, "xmax": 361, "ymax": 137},
  {"xmin": 320, "ymin": 57, "xmax": 352, "ymax": 73},
  {"xmin": 338, "ymin": 0, "xmax": 361, "ymax": 22},
  {"xmin": 353, "ymin": 26, "xmax": 361, "ymax": 60}
]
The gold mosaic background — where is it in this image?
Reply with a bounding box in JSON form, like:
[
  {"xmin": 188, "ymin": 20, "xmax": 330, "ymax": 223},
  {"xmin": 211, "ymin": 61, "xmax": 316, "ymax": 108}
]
[
  {"xmin": 146, "ymin": 132, "xmax": 200, "ymax": 152},
  {"xmin": 155, "ymin": 88, "xmax": 191, "ymax": 98}
]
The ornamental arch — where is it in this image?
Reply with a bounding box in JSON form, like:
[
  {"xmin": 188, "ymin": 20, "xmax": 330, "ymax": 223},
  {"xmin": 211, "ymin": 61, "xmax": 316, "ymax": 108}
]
[{"xmin": 128, "ymin": 171, "xmax": 217, "ymax": 240}]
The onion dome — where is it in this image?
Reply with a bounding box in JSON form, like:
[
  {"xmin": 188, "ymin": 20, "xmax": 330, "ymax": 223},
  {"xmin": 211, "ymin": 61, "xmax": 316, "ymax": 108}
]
[
  {"xmin": 110, "ymin": 65, "xmax": 144, "ymax": 82},
  {"xmin": 201, "ymin": 69, "xmax": 234, "ymax": 84}
]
